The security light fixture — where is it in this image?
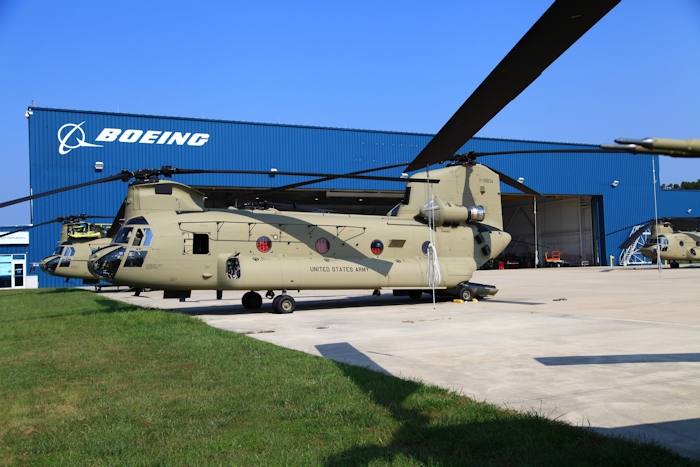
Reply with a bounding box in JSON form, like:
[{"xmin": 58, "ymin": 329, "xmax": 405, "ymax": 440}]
[{"xmin": 611, "ymin": 180, "xmax": 619, "ymax": 188}]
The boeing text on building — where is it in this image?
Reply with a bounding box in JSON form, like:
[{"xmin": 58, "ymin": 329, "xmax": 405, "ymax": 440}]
[{"xmin": 57, "ymin": 122, "xmax": 210, "ymax": 155}]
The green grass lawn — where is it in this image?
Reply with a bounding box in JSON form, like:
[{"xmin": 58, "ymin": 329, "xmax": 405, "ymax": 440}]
[{"xmin": 0, "ymin": 288, "xmax": 695, "ymax": 466}]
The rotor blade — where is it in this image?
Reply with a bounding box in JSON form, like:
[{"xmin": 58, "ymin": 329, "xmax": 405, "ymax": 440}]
[
  {"xmin": 489, "ymin": 167, "xmax": 540, "ymax": 196},
  {"xmin": 406, "ymin": 0, "xmax": 620, "ymax": 172},
  {"xmin": 262, "ymin": 202, "xmax": 335, "ymax": 213},
  {"xmin": 248, "ymin": 162, "xmax": 410, "ymax": 200},
  {"xmin": 173, "ymin": 168, "xmax": 435, "ymax": 183},
  {"xmin": 453, "ymin": 148, "xmax": 631, "ymax": 160},
  {"xmin": 0, "ymin": 173, "xmax": 127, "ymax": 210},
  {"xmin": 618, "ymin": 222, "xmax": 653, "ymax": 250},
  {"xmin": 0, "ymin": 165, "xmax": 432, "ymax": 212},
  {"xmin": 0, "ymin": 215, "xmax": 112, "ymax": 238},
  {"xmin": 0, "ymin": 218, "xmax": 60, "ymax": 238}
]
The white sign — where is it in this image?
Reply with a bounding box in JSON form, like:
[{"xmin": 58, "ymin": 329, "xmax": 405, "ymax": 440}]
[
  {"xmin": 57, "ymin": 122, "xmax": 210, "ymax": 154},
  {"xmin": 0, "ymin": 231, "xmax": 29, "ymax": 245}
]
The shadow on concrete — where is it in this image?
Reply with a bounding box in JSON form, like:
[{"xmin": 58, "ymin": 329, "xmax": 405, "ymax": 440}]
[
  {"xmin": 176, "ymin": 294, "xmax": 458, "ymax": 316},
  {"xmin": 535, "ymin": 353, "xmax": 700, "ymax": 365},
  {"xmin": 316, "ymin": 342, "xmax": 392, "ymax": 375},
  {"xmin": 593, "ymin": 418, "xmax": 700, "ymax": 459}
]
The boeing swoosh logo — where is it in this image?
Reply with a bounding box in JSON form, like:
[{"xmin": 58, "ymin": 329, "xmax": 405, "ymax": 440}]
[{"xmin": 57, "ymin": 122, "xmax": 102, "ymax": 155}]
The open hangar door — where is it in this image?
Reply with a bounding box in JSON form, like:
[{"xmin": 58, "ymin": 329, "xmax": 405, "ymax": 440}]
[{"xmin": 499, "ymin": 195, "xmax": 597, "ymax": 267}]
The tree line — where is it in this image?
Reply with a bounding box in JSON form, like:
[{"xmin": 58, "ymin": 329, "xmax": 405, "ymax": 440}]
[{"xmin": 660, "ymin": 179, "xmax": 700, "ymax": 190}]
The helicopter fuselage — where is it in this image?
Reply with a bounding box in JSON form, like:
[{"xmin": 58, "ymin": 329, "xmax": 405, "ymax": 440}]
[
  {"xmin": 640, "ymin": 229, "xmax": 700, "ymax": 264},
  {"xmin": 88, "ymin": 207, "xmax": 511, "ymax": 292}
]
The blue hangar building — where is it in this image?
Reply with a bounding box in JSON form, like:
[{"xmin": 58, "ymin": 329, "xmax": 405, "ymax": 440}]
[{"xmin": 2, "ymin": 106, "xmax": 698, "ymax": 289}]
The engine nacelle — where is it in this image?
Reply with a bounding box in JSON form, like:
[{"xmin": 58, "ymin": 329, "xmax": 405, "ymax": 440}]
[{"xmin": 420, "ymin": 197, "xmax": 485, "ymax": 225}]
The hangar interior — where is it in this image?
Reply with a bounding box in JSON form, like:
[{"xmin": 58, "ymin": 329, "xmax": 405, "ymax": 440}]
[{"xmin": 501, "ymin": 195, "xmax": 595, "ymax": 267}]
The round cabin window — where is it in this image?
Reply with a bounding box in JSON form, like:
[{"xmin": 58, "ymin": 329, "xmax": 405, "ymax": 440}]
[
  {"xmin": 256, "ymin": 236, "xmax": 272, "ymax": 253},
  {"xmin": 316, "ymin": 238, "xmax": 330, "ymax": 254}
]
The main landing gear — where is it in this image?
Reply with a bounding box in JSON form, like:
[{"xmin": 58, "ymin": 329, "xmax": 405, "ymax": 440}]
[
  {"xmin": 241, "ymin": 291, "xmax": 263, "ymax": 309},
  {"xmin": 241, "ymin": 290, "xmax": 296, "ymax": 314}
]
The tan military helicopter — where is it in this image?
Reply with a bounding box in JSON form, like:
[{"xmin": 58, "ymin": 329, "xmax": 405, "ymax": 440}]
[
  {"xmin": 39, "ymin": 182, "xmax": 207, "ymax": 286},
  {"xmin": 604, "ymin": 137, "xmax": 700, "ymax": 268},
  {"xmin": 39, "ymin": 216, "xmax": 112, "ymax": 284},
  {"xmin": 77, "ymin": 1, "xmax": 620, "ymax": 312},
  {"xmin": 2, "ymin": 1, "xmax": 622, "ymax": 312},
  {"xmin": 0, "ymin": 215, "xmax": 112, "ymax": 284},
  {"xmin": 619, "ymin": 219, "xmax": 700, "ymax": 268}
]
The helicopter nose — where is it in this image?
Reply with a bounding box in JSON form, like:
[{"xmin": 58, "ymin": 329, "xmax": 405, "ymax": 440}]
[
  {"xmin": 40, "ymin": 256, "xmax": 60, "ymax": 275},
  {"xmin": 640, "ymin": 246, "xmax": 656, "ymax": 259},
  {"xmin": 89, "ymin": 246, "xmax": 125, "ymax": 281}
]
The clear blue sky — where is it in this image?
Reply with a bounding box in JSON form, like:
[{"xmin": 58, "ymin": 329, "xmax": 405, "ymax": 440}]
[{"xmin": 1, "ymin": 0, "xmax": 698, "ymax": 226}]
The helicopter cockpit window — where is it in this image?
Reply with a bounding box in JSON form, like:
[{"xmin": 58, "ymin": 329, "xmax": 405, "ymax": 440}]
[
  {"xmin": 142, "ymin": 229, "xmax": 154, "ymax": 247},
  {"xmin": 132, "ymin": 229, "xmax": 143, "ymax": 246},
  {"xmin": 125, "ymin": 217, "xmax": 149, "ymax": 225},
  {"xmin": 124, "ymin": 250, "xmax": 148, "ymax": 267},
  {"xmin": 60, "ymin": 252, "xmax": 72, "ymax": 267},
  {"xmin": 132, "ymin": 229, "xmax": 152, "ymax": 247},
  {"xmin": 113, "ymin": 227, "xmax": 133, "ymax": 245},
  {"xmin": 659, "ymin": 235, "xmax": 669, "ymax": 251},
  {"xmin": 52, "ymin": 246, "xmax": 64, "ymax": 256},
  {"xmin": 193, "ymin": 234, "xmax": 209, "ymax": 254},
  {"xmin": 226, "ymin": 258, "xmax": 241, "ymax": 280}
]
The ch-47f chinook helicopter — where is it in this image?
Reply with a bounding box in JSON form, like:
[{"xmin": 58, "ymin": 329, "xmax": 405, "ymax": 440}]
[
  {"xmin": 604, "ymin": 137, "xmax": 700, "ymax": 268},
  {"xmin": 1, "ymin": 1, "xmax": 623, "ymax": 312},
  {"xmin": 618, "ymin": 218, "xmax": 700, "ymax": 269},
  {"xmin": 78, "ymin": 0, "xmax": 621, "ymax": 312},
  {"xmin": 0, "ymin": 215, "xmax": 111, "ymax": 284},
  {"xmin": 38, "ymin": 182, "xmax": 208, "ymax": 286}
]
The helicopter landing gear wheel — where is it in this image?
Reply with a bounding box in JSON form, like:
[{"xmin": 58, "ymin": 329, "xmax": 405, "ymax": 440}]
[
  {"xmin": 408, "ymin": 290, "xmax": 423, "ymax": 300},
  {"xmin": 458, "ymin": 285, "xmax": 474, "ymax": 301},
  {"xmin": 670, "ymin": 261, "xmax": 680, "ymax": 269},
  {"xmin": 273, "ymin": 295, "xmax": 296, "ymax": 314},
  {"xmin": 242, "ymin": 291, "xmax": 263, "ymax": 309}
]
